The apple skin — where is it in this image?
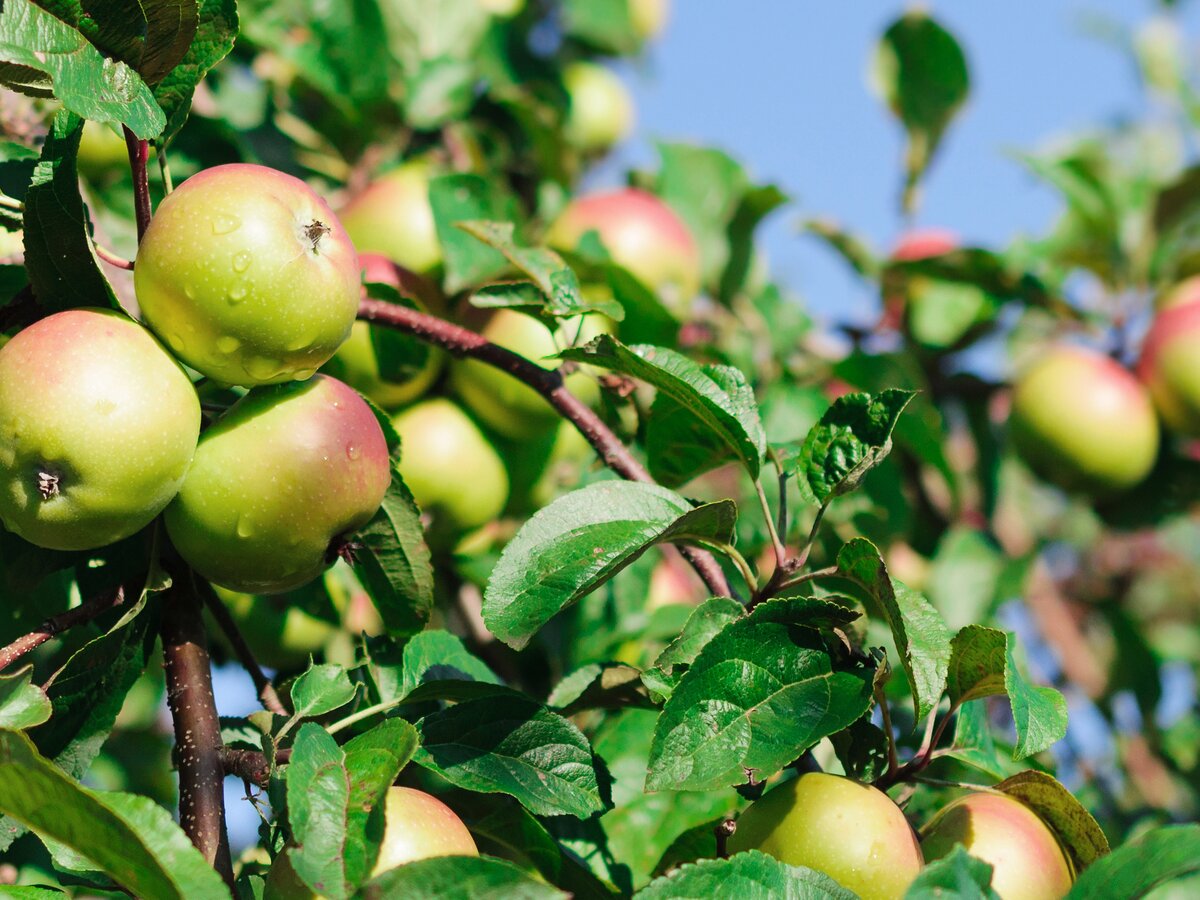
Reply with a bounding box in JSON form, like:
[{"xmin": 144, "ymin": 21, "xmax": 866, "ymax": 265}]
[
  {"xmin": 1154, "ymin": 274, "xmax": 1200, "ymax": 312},
  {"xmin": 546, "ymin": 189, "xmax": 701, "ymax": 318},
  {"xmin": 76, "ymin": 121, "xmax": 130, "ymax": 181},
  {"xmin": 392, "ymin": 398, "xmax": 509, "ymax": 534},
  {"xmin": 891, "ymin": 228, "xmax": 958, "ymax": 261},
  {"xmin": 134, "ymin": 163, "xmax": 361, "ymax": 387},
  {"xmin": 563, "ymin": 62, "xmax": 634, "ymax": 153},
  {"xmin": 1010, "ymin": 347, "xmax": 1159, "ymax": 495},
  {"xmin": 921, "ymin": 792, "xmax": 1074, "ymax": 900},
  {"xmin": 630, "ymin": 0, "xmax": 670, "ymax": 40},
  {"xmin": 209, "ymin": 586, "xmax": 336, "ymax": 672},
  {"xmin": 338, "ymin": 161, "xmax": 442, "ymax": 276},
  {"xmin": 0, "ymin": 309, "xmax": 200, "ymax": 551},
  {"xmin": 321, "ymin": 254, "xmax": 445, "ymax": 410},
  {"xmin": 1138, "ymin": 300, "xmax": 1200, "ymax": 436},
  {"xmin": 165, "ymin": 375, "xmax": 390, "ymax": 594},
  {"xmin": 728, "ymin": 772, "xmax": 924, "ymax": 900}
]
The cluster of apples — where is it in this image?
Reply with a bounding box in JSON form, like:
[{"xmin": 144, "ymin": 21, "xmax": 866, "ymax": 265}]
[{"xmin": 0, "ymin": 164, "xmax": 391, "ymax": 595}]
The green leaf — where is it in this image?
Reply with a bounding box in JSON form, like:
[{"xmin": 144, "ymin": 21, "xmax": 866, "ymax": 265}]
[
  {"xmin": 285, "ymin": 720, "xmax": 418, "ymax": 899},
  {"xmin": 560, "ymin": 0, "xmax": 636, "ymax": 54},
  {"xmin": 414, "ymin": 691, "xmax": 604, "ymax": 818},
  {"xmin": 904, "ymin": 845, "xmax": 998, "ymax": 899},
  {"xmin": 1066, "ymin": 824, "xmax": 1200, "ymax": 900},
  {"xmin": 835, "ymin": 538, "xmax": 951, "ymax": 721},
  {"xmin": 642, "ymin": 596, "xmax": 744, "ymax": 704},
  {"xmin": 0, "ymin": 730, "xmax": 228, "ymax": 898},
  {"xmin": 0, "ymin": 667, "xmax": 50, "ymax": 730},
  {"xmin": 560, "ymin": 335, "xmax": 766, "ymax": 477},
  {"xmin": 635, "ymin": 850, "xmax": 856, "ymax": 899},
  {"xmin": 289, "ymin": 664, "xmax": 357, "ymax": 719},
  {"xmin": 645, "ymin": 598, "xmax": 875, "ymax": 792},
  {"xmin": 404, "ymin": 55, "xmax": 475, "ymax": 129},
  {"xmin": 943, "ymin": 696, "xmax": 1006, "ymax": 779},
  {"xmin": 361, "ymin": 855, "xmax": 567, "ymax": 900},
  {"xmin": 995, "ymin": 770, "xmax": 1109, "ymax": 875},
  {"xmin": 0, "ymin": 0, "xmax": 165, "ymax": 138},
  {"xmin": 153, "ymin": 0, "xmax": 237, "ymax": 145},
  {"xmin": 21, "ymin": 110, "xmax": 118, "ymax": 313},
  {"xmin": 394, "ymin": 629, "xmax": 502, "ymax": 702},
  {"xmin": 797, "ymin": 390, "xmax": 914, "ymax": 505},
  {"xmin": 483, "ymin": 481, "xmax": 736, "ymax": 649},
  {"xmin": 428, "ymin": 175, "xmax": 520, "ymax": 293},
  {"xmin": 946, "ymin": 625, "xmax": 1009, "ymax": 705},
  {"xmin": 351, "ymin": 469, "xmax": 434, "ymax": 639},
  {"xmin": 548, "ymin": 663, "xmax": 650, "ymax": 714}
]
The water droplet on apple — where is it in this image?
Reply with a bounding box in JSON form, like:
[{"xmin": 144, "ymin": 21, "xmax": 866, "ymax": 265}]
[
  {"xmin": 227, "ymin": 285, "xmax": 248, "ymax": 305},
  {"xmin": 244, "ymin": 356, "xmax": 284, "ymax": 381},
  {"xmin": 232, "ymin": 252, "xmax": 252, "ymax": 273},
  {"xmin": 216, "ymin": 336, "xmax": 241, "ymax": 355},
  {"xmin": 184, "ymin": 284, "xmax": 196, "ymax": 300},
  {"xmin": 235, "ymin": 514, "xmax": 255, "ymax": 538},
  {"xmin": 212, "ymin": 214, "xmax": 241, "ymax": 235},
  {"xmin": 346, "ymin": 443, "xmax": 360, "ymax": 460},
  {"xmin": 294, "ymin": 368, "xmax": 317, "ymax": 380}
]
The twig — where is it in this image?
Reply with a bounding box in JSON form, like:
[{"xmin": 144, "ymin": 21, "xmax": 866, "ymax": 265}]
[
  {"xmin": 0, "ymin": 195, "xmax": 21, "ymax": 212},
  {"xmin": 794, "ymin": 501, "xmax": 828, "ymax": 569},
  {"xmin": 775, "ymin": 564, "xmax": 838, "ymax": 593},
  {"xmin": 161, "ymin": 580, "xmax": 234, "ymax": 888},
  {"xmin": 200, "ymin": 584, "xmax": 288, "ymax": 716},
  {"xmin": 0, "ymin": 587, "xmax": 126, "ymax": 672},
  {"xmin": 876, "ymin": 679, "xmax": 900, "ymax": 780},
  {"xmin": 122, "ymin": 127, "xmax": 152, "ymax": 240},
  {"xmin": 94, "ymin": 244, "xmax": 134, "ymax": 270},
  {"xmin": 754, "ymin": 479, "xmax": 787, "ymax": 571},
  {"xmin": 358, "ymin": 298, "xmax": 732, "ymax": 598},
  {"xmin": 219, "ymin": 747, "xmax": 291, "ymax": 788}
]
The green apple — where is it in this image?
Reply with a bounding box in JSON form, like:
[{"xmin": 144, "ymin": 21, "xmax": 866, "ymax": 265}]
[
  {"xmin": 630, "ymin": 0, "xmax": 670, "ymax": 40},
  {"xmin": 338, "ymin": 161, "xmax": 442, "ymax": 276},
  {"xmin": 563, "ymin": 62, "xmax": 634, "ymax": 153},
  {"xmin": 0, "ymin": 308, "xmax": 200, "ymax": 551},
  {"xmin": 165, "ymin": 375, "xmax": 391, "ymax": 594},
  {"xmin": 392, "ymin": 398, "xmax": 508, "ymax": 533},
  {"xmin": 76, "ymin": 120, "xmax": 129, "ymax": 181},
  {"xmin": 921, "ymin": 792, "xmax": 1074, "ymax": 900},
  {"xmin": 209, "ymin": 585, "xmax": 336, "ymax": 672},
  {"xmin": 479, "ymin": 0, "xmax": 524, "ymax": 16},
  {"xmin": 449, "ymin": 309, "xmax": 606, "ymax": 440},
  {"xmin": 134, "ymin": 163, "xmax": 361, "ymax": 387},
  {"xmin": 527, "ymin": 420, "xmax": 595, "ymax": 509},
  {"xmin": 1010, "ymin": 346, "xmax": 1158, "ymax": 494},
  {"xmin": 321, "ymin": 253, "xmax": 445, "ymax": 410},
  {"xmin": 1138, "ymin": 300, "xmax": 1200, "ymax": 436},
  {"xmin": 728, "ymin": 772, "xmax": 924, "ymax": 900},
  {"xmin": 546, "ymin": 189, "xmax": 701, "ymax": 317}
]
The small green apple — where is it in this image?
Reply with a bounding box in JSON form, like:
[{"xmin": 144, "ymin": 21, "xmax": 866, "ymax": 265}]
[
  {"xmin": 338, "ymin": 161, "xmax": 442, "ymax": 276},
  {"xmin": 1138, "ymin": 300, "xmax": 1200, "ymax": 436},
  {"xmin": 76, "ymin": 120, "xmax": 130, "ymax": 181},
  {"xmin": 165, "ymin": 375, "xmax": 390, "ymax": 594},
  {"xmin": 727, "ymin": 772, "xmax": 924, "ymax": 900},
  {"xmin": 921, "ymin": 792, "xmax": 1074, "ymax": 900},
  {"xmin": 209, "ymin": 585, "xmax": 336, "ymax": 672},
  {"xmin": 563, "ymin": 61, "xmax": 634, "ymax": 153},
  {"xmin": 134, "ymin": 163, "xmax": 361, "ymax": 386},
  {"xmin": 630, "ymin": 0, "xmax": 670, "ymax": 40},
  {"xmin": 1010, "ymin": 346, "xmax": 1159, "ymax": 494},
  {"xmin": 0, "ymin": 308, "xmax": 200, "ymax": 551}
]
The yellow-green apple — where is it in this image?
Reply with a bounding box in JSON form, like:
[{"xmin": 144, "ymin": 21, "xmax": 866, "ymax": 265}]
[
  {"xmin": 134, "ymin": 163, "xmax": 361, "ymax": 386},
  {"xmin": 0, "ymin": 308, "xmax": 200, "ymax": 550},
  {"xmin": 563, "ymin": 62, "xmax": 634, "ymax": 153},
  {"xmin": 630, "ymin": 0, "xmax": 670, "ymax": 40},
  {"xmin": 1010, "ymin": 346, "xmax": 1158, "ymax": 494},
  {"xmin": 338, "ymin": 161, "xmax": 442, "ymax": 276},
  {"xmin": 76, "ymin": 120, "xmax": 130, "ymax": 181},
  {"xmin": 1138, "ymin": 300, "xmax": 1200, "ymax": 436},
  {"xmin": 165, "ymin": 375, "xmax": 390, "ymax": 593}
]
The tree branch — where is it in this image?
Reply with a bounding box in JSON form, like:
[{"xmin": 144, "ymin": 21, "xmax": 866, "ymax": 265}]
[
  {"xmin": 200, "ymin": 584, "xmax": 288, "ymax": 716},
  {"xmin": 358, "ymin": 298, "xmax": 732, "ymax": 598},
  {"xmin": 122, "ymin": 127, "xmax": 152, "ymax": 240},
  {"xmin": 0, "ymin": 587, "xmax": 126, "ymax": 672},
  {"xmin": 220, "ymin": 747, "xmax": 291, "ymax": 789}
]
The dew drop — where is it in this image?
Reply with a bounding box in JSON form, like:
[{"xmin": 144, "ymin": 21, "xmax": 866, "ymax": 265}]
[
  {"xmin": 235, "ymin": 515, "xmax": 255, "ymax": 538},
  {"xmin": 211, "ymin": 214, "xmax": 241, "ymax": 235},
  {"xmin": 184, "ymin": 284, "xmax": 196, "ymax": 300},
  {"xmin": 294, "ymin": 368, "xmax": 317, "ymax": 380},
  {"xmin": 232, "ymin": 252, "xmax": 252, "ymax": 273},
  {"xmin": 216, "ymin": 336, "xmax": 241, "ymax": 355},
  {"xmin": 286, "ymin": 333, "xmax": 314, "ymax": 352},
  {"xmin": 227, "ymin": 285, "xmax": 248, "ymax": 305},
  {"xmin": 346, "ymin": 443, "xmax": 361, "ymax": 461},
  {"xmin": 244, "ymin": 356, "xmax": 284, "ymax": 381}
]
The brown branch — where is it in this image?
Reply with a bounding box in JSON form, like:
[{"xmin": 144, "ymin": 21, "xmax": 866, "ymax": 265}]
[
  {"xmin": 220, "ymin": 747, "xmax": 291, "ymax": 789},
  {"xmin": 122, "ymin": 127, "xmax": 152, "ymax": 240},
  {"xmin": 161, "ymin": 581, "xmax": 234, "ymax": 889},
  {"xmin": 358, "ymin": 298, "xmax": 732, "ymax": 598},
  {"xmin": 200, "ymin": 584, "xmax": 288, "ymax": 716},
  {"xmin": 0, "ymin": 587, "xmax": 126, "ymax": 672}
]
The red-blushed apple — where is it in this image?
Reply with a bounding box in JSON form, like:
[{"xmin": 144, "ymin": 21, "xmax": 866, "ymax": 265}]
[
  {"xmin": 920, "ymin": 792, "xmax": 1074, "ymax": 900},
  {"xmin": 165, "ymin": 375, "xmax": 390, "ymax": 594},
  {"xmin": 321, "ymin": 253, "xmax": 445, "ymax": 410},
  {"xmin": 392, "ymin": 398, "xmax": 509, "ymax": 533},
  {"xmin": 0, "ymin": 308, "xmax": 200, "ymax": 551},
  {"xmin": 134, "ymin": 163, "xmax": 361, "ymax": 387},
  {"xmin": 338, "ymin": 161, "xmax": 442, "ymax": 276},
  {"xmin": 1010, "ymin": 346, "xmax": 1159, "ymax": 494},
  {"xmin": 630, "ymin": 0, "xmax": 670, "ymax": 40},
  {"xmin": 728, "ymin": 772, "xmax": 924, "ymax": 900},
  {"xmin": 1138, "ymin": 300, "xmax": 1200, "ymax": 436},
  {"xmin": 891, "ymin": 228, "xmax": 958, "ymax": 261},
  {"xmin": 1154, "ymin": 273, "xmax": 1200, "ymax": 312},
  {"xmin": 563, "ymin": 61, "xmax": 634, "ymax": 153},
  {"xmin": 546, "ymin": 188, "xmax": 701, "ymax": 317}
]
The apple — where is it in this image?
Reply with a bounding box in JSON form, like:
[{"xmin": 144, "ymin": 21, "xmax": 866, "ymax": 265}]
[
  {"xmin": 1154, "ymin": 274, "xmax": 1200, "ymax": 312},
  {"xmin": 728, "ymin": 772, "xmax": 923, "ymax": 900},
  {"xmin": 1138, "ymin": 300, "xmax": 1200, "ymax": 436},
  {"xmin": 921, "ymin": 792, "xmax": 1074, "ymax": 900},
  {"xmin": 563, "ymin": 62, "xmax": 634, "ymax": 153},
  {"xmin": 321, "ymin": 254, "xmax": 445, "ymax": 410},
  {"xmin": 479, "ymin": 0, "xmax": 523, "ymax": 17},
  {"xmin": 134, "ymin": 163, "xmax": 361, "ymax": 387},
  {"xmin": 646, "ymin": 556, "xmax": 706, "ymax": 610},
  {"xmin": 76, "ymin": 120, "xmax": 130, "ymax": 181},
  {"xmin": 392, "ymin": 398, "xmax": 509, "ymax": 533},
  {"xmin": 630, "ymin": 0, "xmax": 670, "ymax": 40},
  {"xmin": 1010, "ymin": 346, "xmax": 1159, "ymax": 494},
  {"xmin": 527, "ymin": 420, "xmax": 595, "ymax": 509},
  {"xmin": 546, "ymin": 189, "xmax": 701, "ymax": 318},
  {"xmin": 165, "ymin": 375, "xmax": 390, "ymax": 594},
  {"xmin": 208, "ymin": 585, "xmax": 336, "ymax": 672},
  {"xmin": 449, "ymin": 309, "xmax": 606, "ymax": 440},
  {"xmin": 0, "ymin": 308, "xmax": 200, "ymax": 551},
  {"xmin": 338, "ymin": 161, "xmax": 442, "ymax": 276},
  {"xmin": 891, "ymin": 228, "xmax": 958, "ymax": 261}
]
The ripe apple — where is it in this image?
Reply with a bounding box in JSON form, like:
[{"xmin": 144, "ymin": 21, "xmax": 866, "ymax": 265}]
[
  {"xmin": 134, "ymin": 163, "xmax": 361, "ymax": 387},
  {"xmin": 392, "ymin": 398, "xmax": 509, "ymax": 533},
  {"xmin": 208, "ymin": 585, "xmax": 336, "ymax": 672},
  {"xmin": 338, "ymin": 161, "xmax": 442, "ymax": 276},
  {"xmin": 1154, "ymin": 274, "xmax": 1200, "ymax": 312},
  {"xmin": 728, "ymin": 772, "xmax": 923, "ymax": 900},
  {"xmin": 165, "ymin": 375, "xmax": 390, "ymax": 594},
  {"xmin": 449, "ymin": 309, "xmax": 606, "ymax": 440},
  {"xmin": 1010, "ymin": 346, "xmax": 1159, "ymax": 495},
  {"xmin": 630, "ymin": 0, "xmax": 670, "ymax": 40},
  {"xmin": 321, "ymin": 254, "xmax": 445, "ymax": 410},
  {"xmin": 1138, "ymin": 300, "xmax": 1200, "ymax": 436},
  {"xmin": 891, "ymin": 228, "xmax": 958, "ymax": 261},
  {"xmin": 0, "ymin": 308, "xmax": 200, "ymax": 551},
  {"xmin": 563, "ymin": 62, "xmax": 634, "ymax": 153},
  {"xmin": 545, "ymin": 188, "xmax": 701, "ymax": 318},
  {"xmin": 921, "ymin": 792, "xmax": 1074, "ymax": 900}
]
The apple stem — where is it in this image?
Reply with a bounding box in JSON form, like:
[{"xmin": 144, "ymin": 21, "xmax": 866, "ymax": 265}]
[
  {"xmin": 714, "ymin": 819, "xmax": 736, "ymax": 859},
  {"xmin": 304, "ymin": 220, "xmax": 331, "ymax": 253},
  {"xmin": 0, "ymin": 585, "xmax": 125, "ymax": 672},
  {"xmin": 35, "ymin": 470, "xmax": 59, "ymax": 500},
  {"xmin": 122, "ymin": 127, "xmax": 153, "ymax": 240},
  {"xmin": 357, "ymin": 298, "xmax": 733, "ymax": 599},
  {"xmin": 199, "ymin": 580, "xmax": 289, "ymax": 717}
]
